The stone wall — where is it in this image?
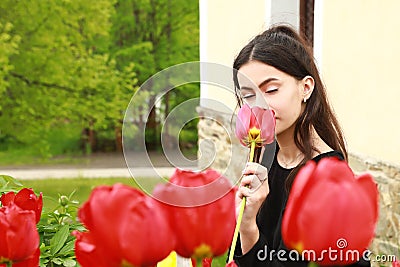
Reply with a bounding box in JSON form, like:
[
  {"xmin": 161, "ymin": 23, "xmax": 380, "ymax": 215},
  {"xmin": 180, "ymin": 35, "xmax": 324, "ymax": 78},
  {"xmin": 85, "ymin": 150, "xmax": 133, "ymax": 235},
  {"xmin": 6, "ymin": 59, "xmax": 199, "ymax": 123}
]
[
  {"xmin": 197, "ymin": 106, "xmax": 247, "ymax": 184},
  {"xmin": 349, "ymin": 153, "xmax": 400, "ymax": 261},
  {"xmin": 197, "ymin": 106, "xmax": 400, "ymax": 263}
]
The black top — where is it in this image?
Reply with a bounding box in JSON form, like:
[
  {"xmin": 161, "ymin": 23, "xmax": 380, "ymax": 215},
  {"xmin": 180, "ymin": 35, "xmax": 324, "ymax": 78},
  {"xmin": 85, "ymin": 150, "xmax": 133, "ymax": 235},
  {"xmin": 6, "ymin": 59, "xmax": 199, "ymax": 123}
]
[{"xmin": 233, "ymin": 148, "xmax": 370, "ymax": 267}]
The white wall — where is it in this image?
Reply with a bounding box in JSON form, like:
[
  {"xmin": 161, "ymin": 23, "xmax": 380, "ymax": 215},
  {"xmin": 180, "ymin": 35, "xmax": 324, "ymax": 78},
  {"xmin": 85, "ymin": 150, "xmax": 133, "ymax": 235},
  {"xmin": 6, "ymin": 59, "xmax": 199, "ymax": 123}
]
[
  {"xmin": 199, "ymin": 0, "xmax": 267, "ymax": 112},
  {"xmin": 321, "ymin": 0, "xmax": 400, "ymax": 165}
]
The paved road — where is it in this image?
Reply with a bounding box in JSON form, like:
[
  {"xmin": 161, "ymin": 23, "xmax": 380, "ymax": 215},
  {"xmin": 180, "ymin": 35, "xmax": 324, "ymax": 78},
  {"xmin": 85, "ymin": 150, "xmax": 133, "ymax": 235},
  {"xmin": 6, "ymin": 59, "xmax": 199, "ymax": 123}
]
[
  {"xmin": 0, "ymin": 151, "xmax": 198, "ymax": 180},
  {"xmin": 0, "ymin": 167, "xmax": 178, "ymax": 180}
]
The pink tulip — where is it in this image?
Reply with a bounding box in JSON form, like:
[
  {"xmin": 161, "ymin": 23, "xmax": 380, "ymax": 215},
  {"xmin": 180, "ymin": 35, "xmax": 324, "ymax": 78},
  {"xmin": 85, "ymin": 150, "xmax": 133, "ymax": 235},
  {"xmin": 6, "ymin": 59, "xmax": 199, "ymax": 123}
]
[
  {"xmin": 282, "ymin": 157, "xmax": 379, "ymax": 265},
  {"xmin": 235, "ymin": 103, "xmax": 275, "ymax": 147},
  {"xmin": 393, "ymin": 259, "xmax": 400, "ymax": 267}
]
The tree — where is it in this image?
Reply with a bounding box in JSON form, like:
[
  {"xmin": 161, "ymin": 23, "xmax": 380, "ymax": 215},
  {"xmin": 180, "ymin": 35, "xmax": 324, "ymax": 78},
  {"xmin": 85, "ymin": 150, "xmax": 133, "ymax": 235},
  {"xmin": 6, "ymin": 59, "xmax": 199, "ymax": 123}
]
[
  {"xmin": 111, "ymin": 0, "xmax": 199, "ymax": 151},
  {"xmin": 0, "ymin": 0, "xmax": 138, "ymax": 156}
]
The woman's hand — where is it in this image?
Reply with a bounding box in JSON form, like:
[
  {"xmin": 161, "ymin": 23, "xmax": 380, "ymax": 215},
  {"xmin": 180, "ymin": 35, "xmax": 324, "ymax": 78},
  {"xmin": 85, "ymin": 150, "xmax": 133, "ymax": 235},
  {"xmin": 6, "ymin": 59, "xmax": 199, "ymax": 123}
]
[{"xmin": 237, "ymin": 162, "xmax": 269, "ymax": 253}]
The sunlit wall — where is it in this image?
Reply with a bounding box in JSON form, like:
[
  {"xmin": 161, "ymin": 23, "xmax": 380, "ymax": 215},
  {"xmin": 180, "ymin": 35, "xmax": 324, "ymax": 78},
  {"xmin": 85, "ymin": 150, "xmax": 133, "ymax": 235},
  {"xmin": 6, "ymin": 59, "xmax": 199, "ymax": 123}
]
[{"xmin": 320, "ymin": 0, "xmax": 400, "ymax": 164}]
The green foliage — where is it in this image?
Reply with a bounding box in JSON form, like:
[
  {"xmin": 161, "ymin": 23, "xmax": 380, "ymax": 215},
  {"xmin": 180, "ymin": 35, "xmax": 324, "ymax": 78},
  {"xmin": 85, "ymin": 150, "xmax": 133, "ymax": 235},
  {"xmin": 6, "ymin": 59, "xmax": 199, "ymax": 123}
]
[
  {"xmin": 111, "ymin": 0, "xmax": 200, "ymax": 150},
  {"xmin": 0, "ymin": 175, "xmax": 23, "ymax": 194},
  {"xmin": 0, "ymin": 0, "xmax": 199, "ymax": 158},
  {"xmin": 0, "ymin": 22, "xmax": 20, "ymax": 102},
  {"xmin": 38, "ymin": 192, "xmax": 84, "ymax": 267},
  {"xmin": 0, "ymin": 0, "xmax": 139, "ymax": 157}
]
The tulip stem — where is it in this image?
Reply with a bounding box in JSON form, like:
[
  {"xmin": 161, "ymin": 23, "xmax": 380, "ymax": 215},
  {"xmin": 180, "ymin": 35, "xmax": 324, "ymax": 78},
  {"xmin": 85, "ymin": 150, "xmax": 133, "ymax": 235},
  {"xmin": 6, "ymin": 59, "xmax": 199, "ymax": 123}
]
[
  {"xmin": 249, "ymin": 141, "xmax": 256, "ymax": 162},
  {"xmin": 6, "ymin": 262, "xmax": 12, "ymax": 267},
  {"xmin": 227, "ymin": 141, "xmax": 256, "ymax": 263}
]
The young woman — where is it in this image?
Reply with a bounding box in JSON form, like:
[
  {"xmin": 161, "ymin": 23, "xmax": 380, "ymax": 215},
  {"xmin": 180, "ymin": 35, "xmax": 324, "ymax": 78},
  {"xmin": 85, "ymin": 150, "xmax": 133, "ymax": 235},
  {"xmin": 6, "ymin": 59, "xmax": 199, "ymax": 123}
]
[{"xmin": 232, "ymin": 25, "xmax": 370, "ymax": 266}]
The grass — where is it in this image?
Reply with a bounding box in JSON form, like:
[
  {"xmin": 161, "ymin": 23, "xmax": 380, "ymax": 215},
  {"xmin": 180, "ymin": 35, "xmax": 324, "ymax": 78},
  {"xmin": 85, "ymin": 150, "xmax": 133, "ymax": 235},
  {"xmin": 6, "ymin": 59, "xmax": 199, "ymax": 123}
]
[
  {"xmin": 21, "ymin": 177, "xmax": 149, "ymax": 211},
  {"xmin": 20, "ymin": 177, "xmax": 228, "ymax": 266},
  {"xmin": 0, "ymin": 149, "xmax": 84, "ymax": 166}
]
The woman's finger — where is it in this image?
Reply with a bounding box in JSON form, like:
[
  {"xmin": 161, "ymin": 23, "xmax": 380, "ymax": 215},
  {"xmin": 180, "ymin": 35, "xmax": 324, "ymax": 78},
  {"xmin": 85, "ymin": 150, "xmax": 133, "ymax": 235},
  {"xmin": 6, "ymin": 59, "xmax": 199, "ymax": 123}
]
[
  {"xmin": 242, "ymin": 162, "xmax": 268, "ymax": 182},
  {"xmin": 240, "ymin": 174, "xmax": 255, "ymax": 187},
  {"xmin": 237, "ymin": 184, "xmax": 251, "ymax": 199}
]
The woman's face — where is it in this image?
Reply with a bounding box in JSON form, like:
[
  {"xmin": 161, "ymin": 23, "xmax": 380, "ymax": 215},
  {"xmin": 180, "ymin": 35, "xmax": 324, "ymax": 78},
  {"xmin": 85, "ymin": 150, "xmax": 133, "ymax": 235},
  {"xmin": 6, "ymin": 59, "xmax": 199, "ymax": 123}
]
[{"xmin": 237, "ymin": 60, "xmax": 311, "ymax": 136}]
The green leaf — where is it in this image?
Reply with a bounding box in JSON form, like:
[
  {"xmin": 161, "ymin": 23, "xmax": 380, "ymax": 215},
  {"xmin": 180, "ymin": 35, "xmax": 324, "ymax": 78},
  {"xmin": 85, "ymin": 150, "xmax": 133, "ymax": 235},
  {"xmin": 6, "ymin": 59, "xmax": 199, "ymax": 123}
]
[
  {"xmin": 63, "ymin": 258, "xmax": 77, "ymax": 267},
  {"xmin": 58, "ymin": 240, "xmax": 75, "ymax": 255},
  {"xmin": 50, "ymin": 225, "xmax": 70, "ymax": 255},
  {"xmin": 0, "ymin": 175, "xmax": 23, "ymax": 187},
  {"xmin": 51, "ymin": 257, "xmax": 63, "ymax": 265}
]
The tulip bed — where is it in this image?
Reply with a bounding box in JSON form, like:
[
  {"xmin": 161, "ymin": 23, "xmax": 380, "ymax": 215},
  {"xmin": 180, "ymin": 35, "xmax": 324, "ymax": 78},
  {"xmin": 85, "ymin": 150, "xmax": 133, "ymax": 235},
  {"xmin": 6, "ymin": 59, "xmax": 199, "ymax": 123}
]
[
  {"xmin": 2, "ymin": 157, "xmax": 387, "ymax": 267},
  {"xmin": 1, "ymin": 176, "xmax": 228, "ymax": 267}
]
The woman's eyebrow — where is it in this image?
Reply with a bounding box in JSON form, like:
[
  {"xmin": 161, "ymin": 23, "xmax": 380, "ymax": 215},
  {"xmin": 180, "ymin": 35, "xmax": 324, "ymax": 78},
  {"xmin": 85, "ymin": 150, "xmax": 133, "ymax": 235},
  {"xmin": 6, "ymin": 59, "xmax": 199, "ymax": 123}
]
[
  {"xmin": 258, "ymin": 77, "xmax": 279, "ymax": 88},
  {"xmin": 240, "ymin": 77, "xmax": 279, "ymax": 90}
]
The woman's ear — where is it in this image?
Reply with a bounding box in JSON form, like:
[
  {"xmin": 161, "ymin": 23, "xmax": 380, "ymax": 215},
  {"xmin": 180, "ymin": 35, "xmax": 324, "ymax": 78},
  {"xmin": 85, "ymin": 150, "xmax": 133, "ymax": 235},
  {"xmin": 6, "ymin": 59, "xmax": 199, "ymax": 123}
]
[{"xmin": 302, "ymin": 75, "xmax": 315, "ymax": 102}]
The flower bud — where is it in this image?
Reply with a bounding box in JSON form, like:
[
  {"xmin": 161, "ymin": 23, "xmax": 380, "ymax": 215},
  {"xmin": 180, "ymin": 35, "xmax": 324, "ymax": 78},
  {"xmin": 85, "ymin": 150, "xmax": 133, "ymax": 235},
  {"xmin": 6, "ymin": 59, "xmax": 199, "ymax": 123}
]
[{"xmin": 59, "ymin": 195, "xmax": 69, "ymax": 206}]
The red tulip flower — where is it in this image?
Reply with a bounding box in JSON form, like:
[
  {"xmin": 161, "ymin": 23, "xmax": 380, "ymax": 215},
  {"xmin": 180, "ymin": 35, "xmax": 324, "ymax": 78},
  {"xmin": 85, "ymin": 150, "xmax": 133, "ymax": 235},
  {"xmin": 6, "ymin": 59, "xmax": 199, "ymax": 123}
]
[
  {"xmin": 1, "ymin": 188, "xmax": 43, "ymax": 223},
  {"xmin": 9, "ymin": 248, "xmax": 40, "ymax": 267},
  {"xmin": 393, "ymin": 259, "xmax": 400, "ymax": 267},
  {"xmin": 153, "ymin": 168, "xmax": 236, "ymax": 264},
  {"xmin": 282, "ymin": 157, "xmax": 379, "ymax": 265},
  {"xmin": 0, "ymin": 205, "xmax": 40, "ymax": 266},
  {"xmin": 72, "ymin": 230, "xmax": 113, "ymax": 267},
  {"xmin": 74, "ymin": 183, "xmax": 175, "ymax": 267},
  {"xmin": 235, "ymin": 103, "xmax": 275, "ymax": 148}
]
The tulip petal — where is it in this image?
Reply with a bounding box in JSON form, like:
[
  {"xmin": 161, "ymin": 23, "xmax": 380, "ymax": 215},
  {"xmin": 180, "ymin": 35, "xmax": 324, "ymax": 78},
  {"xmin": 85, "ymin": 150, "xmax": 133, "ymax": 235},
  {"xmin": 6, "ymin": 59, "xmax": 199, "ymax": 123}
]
[
  {"xmin": 12, "ymin": 248, "xmax": 40, "ymax": 267},
  {"xmin": 226, "ymin": 261, "xmax": 238, "ymax": 267},
  {"xmin": 36, "ymin": 193, "xmax": 43, "ymax": 223},
  {"xmin": 356, "ymin": 173, "xmax": 379, "ymax": 222},
  {"xmin": 260, "ymin": 109, "xmax": 276, "ymax": 144},
  {"xmin": 0, "ymin": 192, "xmax": 15, "ymax": 206},
  {"xmin": 14, "ymin": 188, "xmax": 36, "ymax": 210},
  {"xmin": 119, "ymin": 197, "xmax": 175, "ymax": 266},
  {"xmin": 0, "ymin": 205, "xmax": 39, "ymax": 262},
  {"xmin": 155, "ymin": 169, "xmax": 234, "ymax": 207},
  {"xmin": 250, "ymin": 106, "xmax": 263, "ymax": 129},
  {"xmin": 73, "ymin": 231, "xmax": 116, "ymax": 267},
  {"xmin": 0, "ymin": 208, "xmax": 10, "ymax": 259},
  {"xmin": 235, "ymin": 104, "xmax": 252, "ymax": 146},
  {"xmin": 282, "ymin": 160, "xmax": 316, "ymax": 248}
]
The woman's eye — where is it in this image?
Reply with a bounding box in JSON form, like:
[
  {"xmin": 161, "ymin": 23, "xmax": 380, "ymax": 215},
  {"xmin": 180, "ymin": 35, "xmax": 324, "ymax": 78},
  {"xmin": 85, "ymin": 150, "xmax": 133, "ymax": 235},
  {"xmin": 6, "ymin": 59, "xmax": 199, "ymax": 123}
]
[
  {"xmin": 265, "ymin": 88, "xmax": 278, "ymax": 94},
  {"xmin": 242, "ymin": 94, "xmax": 255, "ymax": 99}
]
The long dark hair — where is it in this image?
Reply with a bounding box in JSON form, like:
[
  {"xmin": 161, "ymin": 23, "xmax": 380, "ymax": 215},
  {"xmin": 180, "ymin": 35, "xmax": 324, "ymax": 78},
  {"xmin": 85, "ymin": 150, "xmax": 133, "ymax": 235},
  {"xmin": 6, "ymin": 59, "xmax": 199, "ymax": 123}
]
[{"xmin": 233, "ymin": 24, "xmax": 348, "ymax": 190}]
